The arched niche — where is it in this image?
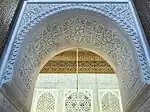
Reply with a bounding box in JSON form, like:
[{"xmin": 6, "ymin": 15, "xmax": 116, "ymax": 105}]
[{"xmin": 0, "ymin": 3, "xmax": 149, "ymax": 112}]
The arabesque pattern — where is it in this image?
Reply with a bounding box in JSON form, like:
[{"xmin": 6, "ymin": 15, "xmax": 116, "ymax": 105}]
[
  {"xmin": 1, "ymin": 3, "xmax": 149, "ymax": 112},
  {"xmin": 36, "ymin": 92, "xmax": 55, "ymax": 112},
  {"xmin": 17, "ymin": 15, "xmax": 137, "ymax": 97},
  {"xmin": 65, "ymin": 90, "xmax": 92, "ymax": 112}
]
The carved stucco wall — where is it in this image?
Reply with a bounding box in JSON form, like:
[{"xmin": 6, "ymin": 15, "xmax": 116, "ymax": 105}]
[
  {"xmin": 133, "ymin": 0, "xmax": 150, "ymax": 45},
  {"xmin": 0, "ymin": 0, "xmax": 149, "ymax": 57},
  {"xmin": 0, "ymin": 2, "xmax": 150, "ymax": 112},
  {"xmin": 136, "ymin": 97, "xmax": 150, "ymax": 112},
  {"xmin": 0, "ymin": 91, "xmax": 19, "ymax": 112},
  {"xmin": 0, "ymin": 0, "xmax": 19, "ymax": 56},
  {"xmin": 18, "ymin": 12, "xmax": 137, "ymax": 111},
  {"xmin": 0, "ymin": 0, "xmax": 149, "ymax": 58}
]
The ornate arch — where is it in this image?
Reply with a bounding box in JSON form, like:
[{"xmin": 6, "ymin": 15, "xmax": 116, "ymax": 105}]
[
  {"xmin": 3, "ymin": 3, "xmax": 150, "ymax": 83},
  {"xmin": 0, "ymin": 2, "xmax": 150, "ymax": 112}
]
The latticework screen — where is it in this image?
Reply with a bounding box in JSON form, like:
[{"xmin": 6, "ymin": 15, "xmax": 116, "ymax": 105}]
[
  {"xmin": 99, "ymin": 90, "xmax": 123, "ymax": 112},
  {"xmin": 36, "ymin": 92, "xmax": 55, "ymax": 112},
  {"xmin": 31, "ymin": 89, "xmax": 58, "ymax": 112},
  {"xmin": 64, "ymin": 90, "xmax": 93, "ymax": 112},
  {"xmin": 30, "ymin": 74, "xmax": 123, "ymax": 112}
]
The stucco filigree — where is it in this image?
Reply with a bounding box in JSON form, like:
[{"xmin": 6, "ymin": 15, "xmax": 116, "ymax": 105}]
[
  {"xmin": 17, "ymin": 15, "xmax": 136, "ymax": 99},
  {"xmin": 2, "ymin": 3, "xmax": 150, "ymax": 85},
  {"xmin": 99, "ymin": 90, "xmax": 122, "ymax": 112},
  {"xmin": 101, "ymin": 93, "xmax": 121, "ymax": 112},
  {"xmin": 32, "ymin": 89, "xmax": 58, "ymax": 112},
  {"xmin": 65, "ymin": 90, "xmax": 92, "ymax": 112},
  {"xmin": 136, "ymin": 97, "xmax": 150, "ymax": 112},
  {"xmin": 36, "ymin": 92, "xmax": 55, "ymax": 112},
  {"xmin": 0, "ymin": 92, "xmax": 19, "ymax": 112},
  {"xmin": 0, "ymin": 0, "xmax": 19, "ymax": 56},
  {"xmin": 1, "ymin": 2, "xmax": 150, "ymax": 112}
]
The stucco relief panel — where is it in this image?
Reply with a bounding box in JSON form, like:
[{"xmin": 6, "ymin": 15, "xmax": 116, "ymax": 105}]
[
  {"xmin": 3, "ymin": 3, "xmax": 149, "ymax": 84},
  {"xmin": 16, "ymin": 16, "xmax": 136, "ymax": 96},
  {"xmin": 0, "ymin": 0, "xmax": 19, "ymax": 55},
  {"xmin": 1, "ymin": 2, "xmax": 150, "ymax": 111}
]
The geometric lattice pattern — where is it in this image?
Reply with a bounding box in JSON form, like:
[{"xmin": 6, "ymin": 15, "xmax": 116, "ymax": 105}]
[
  {"xmin": 65, "ymin": 90, "xmax": 92, "ymax": 112},
  {"xmin": 30, "ymin": 75, "xmax": 123, "ymax": 112},
  {"xmin": 99, "ymin": 90, "xmax": 122, "ymax": 112},
  {"xmin": 41, "ymin": 49, "xmax": 114, "ymax": 73},
  {"xmin": 36, "ymin": 92, "xmax": 55, "ymax": 112},
  {"xmin": 101, "ymin": 92, "xmax": 121, "ymax": 112}
]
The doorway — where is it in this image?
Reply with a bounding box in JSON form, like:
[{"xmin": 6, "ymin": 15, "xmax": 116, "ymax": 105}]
[{"xmin": 30, "ymin": 48, "xmax": 123, "ymax": 112}]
